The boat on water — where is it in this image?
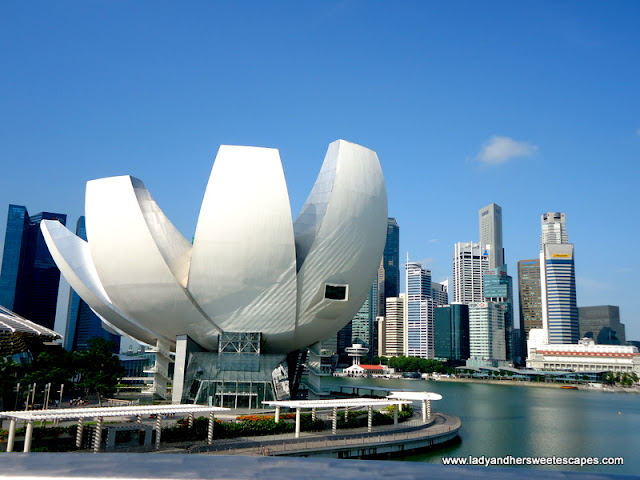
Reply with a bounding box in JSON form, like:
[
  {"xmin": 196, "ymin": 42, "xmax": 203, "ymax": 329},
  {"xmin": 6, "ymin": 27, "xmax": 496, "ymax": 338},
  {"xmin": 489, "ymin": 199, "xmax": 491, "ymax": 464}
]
[{"xmin": 561, "ymin": 385, "xmax": 578, "ymax": 389}]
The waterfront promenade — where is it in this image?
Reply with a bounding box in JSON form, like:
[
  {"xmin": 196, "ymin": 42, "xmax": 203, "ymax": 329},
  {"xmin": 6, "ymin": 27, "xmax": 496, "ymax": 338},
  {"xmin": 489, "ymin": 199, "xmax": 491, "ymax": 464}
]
[{"xmin": 185, "ymin": 411, "xmax": 460, "ymax": 458}]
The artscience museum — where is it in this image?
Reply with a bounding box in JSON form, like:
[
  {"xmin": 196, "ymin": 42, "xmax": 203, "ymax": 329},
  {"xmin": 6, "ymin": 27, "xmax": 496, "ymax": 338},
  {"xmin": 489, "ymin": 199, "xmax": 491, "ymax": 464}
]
[{"xmin": 41, "ymin": 139, "xmax": 387, "ymax": 406}]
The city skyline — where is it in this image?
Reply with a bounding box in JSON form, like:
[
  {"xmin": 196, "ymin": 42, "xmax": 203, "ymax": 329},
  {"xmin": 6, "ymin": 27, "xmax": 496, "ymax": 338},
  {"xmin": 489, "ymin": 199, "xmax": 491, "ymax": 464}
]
[{"xmin": 1, "ymin": 2, "xmax": 639, "ymax": 340}]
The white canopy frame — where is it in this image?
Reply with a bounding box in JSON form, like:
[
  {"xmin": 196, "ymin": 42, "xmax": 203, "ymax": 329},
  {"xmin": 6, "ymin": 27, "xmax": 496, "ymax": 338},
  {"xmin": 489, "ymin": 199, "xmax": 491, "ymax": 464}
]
[
  {"xmin": 263, "ymin": 398, "xmax": 412, "ymax": 438},
  {"xmin": 0, "ymin": 404, "xmax": 228, "ymax": 453},
  {"xmin": 387, "ymin": 391, "xmax": 443, "ymax": 422}
]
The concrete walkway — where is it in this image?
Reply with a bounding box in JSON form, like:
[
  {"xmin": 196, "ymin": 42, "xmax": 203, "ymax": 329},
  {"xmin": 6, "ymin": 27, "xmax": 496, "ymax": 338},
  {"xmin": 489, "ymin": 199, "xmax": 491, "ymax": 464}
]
[{"xmin": 163, "ymin": 412, "xmax": 461, "ymax": 457}]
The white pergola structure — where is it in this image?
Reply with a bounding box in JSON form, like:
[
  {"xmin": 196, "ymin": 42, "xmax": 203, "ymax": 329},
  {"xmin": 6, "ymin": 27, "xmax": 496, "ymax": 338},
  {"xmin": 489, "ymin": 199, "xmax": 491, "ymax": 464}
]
[
  {"xmin": 0, "ymin": 404, "xmax": 228, "ymax": 453},
  {"xmin": 387, "ymin": 391, "xmax": 442, "ymax": 422},
  {"xmin": 263, "ymin": 398, "xmax": 411, "ymax": 438}
]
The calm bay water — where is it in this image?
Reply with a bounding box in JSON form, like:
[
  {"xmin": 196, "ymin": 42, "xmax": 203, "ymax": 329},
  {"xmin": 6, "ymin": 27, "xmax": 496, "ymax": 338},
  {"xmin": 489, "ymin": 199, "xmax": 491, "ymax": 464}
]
[{"xmin": 321, "ymin": 376, "xmax": 639, "ymax": 474}]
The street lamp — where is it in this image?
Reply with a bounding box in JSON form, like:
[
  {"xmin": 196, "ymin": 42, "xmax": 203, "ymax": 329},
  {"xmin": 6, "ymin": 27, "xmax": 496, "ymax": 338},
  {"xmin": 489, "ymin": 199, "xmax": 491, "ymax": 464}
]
[
  {"xmin": 57, "ymin": 383, "xmax": 64, "ymax": 408},
  {"xmin": 43, "ymin": 383, "xmax": 51, "ymax": 409},
  {"xmin": 14, "ymin": 382, "xmax": 20, "ymax": 411}
]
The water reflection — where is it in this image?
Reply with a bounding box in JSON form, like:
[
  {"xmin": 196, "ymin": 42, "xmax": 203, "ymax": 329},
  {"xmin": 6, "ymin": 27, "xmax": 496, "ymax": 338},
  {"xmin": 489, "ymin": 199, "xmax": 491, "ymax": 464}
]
[{"xmin": 320, "ymin": 376, "xmax": 638, "ymax": 473}]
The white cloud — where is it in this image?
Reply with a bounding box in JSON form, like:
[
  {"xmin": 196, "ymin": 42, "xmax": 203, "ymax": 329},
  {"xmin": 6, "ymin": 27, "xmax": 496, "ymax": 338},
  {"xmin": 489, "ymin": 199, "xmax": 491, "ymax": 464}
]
[{"xmin": 477, "ymin": 135, "xmax": 538, "ymax": 166}]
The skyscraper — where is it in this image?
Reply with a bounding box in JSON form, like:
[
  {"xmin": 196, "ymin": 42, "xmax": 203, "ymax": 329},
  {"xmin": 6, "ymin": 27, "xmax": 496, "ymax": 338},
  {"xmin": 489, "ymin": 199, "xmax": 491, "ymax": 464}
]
[
  {"xmin": 540, "ymin": 212, "xmax": 579, "ymax": 344},
  {"xmin": 479, "ymin": 203, "xmax": 504, "ymax": 269},
  {"xmin": 0, "ymin": 204, "xmax": 66, "ymax": 329},
  {"xmin": 540, "ymin": 212, "xmax": 568, "ymax": 249},
  {"xmin": 434, "ymin": 303, "xmax": 470, "ymax": 363},
  {"xmin": 431, "ymin": 281, "xmax": 449, "ymax": 306},
  {"xmin": 380, "ymin": 294, "xmax": 405, "ymax": 357},
  {"xmin": 405, "ymin": 261, "xmax": 434, "ymax": 359},
  {"xmin": 483, "ymin": 265, "xmax": 514, "ymax": 362},
  {"xmin": 468, "ymin": 301, "xmax": 506, "ymax": 364},
  {"xmin": 540, "ymin": 245, "xmax": 579, "ymax": 344},
  {"xmin": 518, "ymin": 259, "xmax": 542, "ymax": 357},
  {"xmin": 64, "ymin": 216, "xmax": 120, "ymax": 352},
  {"xmin": 351, "ymin": 277, "xmax": 378, "ymax": 356},
  {"xmin": 377, "ymin": 218, "xmax": 400, "ymax": 316},
  {"xmin": 453, "ymin": 242, "xmax": 489, "ymax": 304}
]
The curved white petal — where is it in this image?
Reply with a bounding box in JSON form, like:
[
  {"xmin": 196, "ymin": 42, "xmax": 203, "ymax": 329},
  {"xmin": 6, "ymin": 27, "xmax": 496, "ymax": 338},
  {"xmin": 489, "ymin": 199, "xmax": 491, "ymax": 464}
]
[
  {"xmin": 293, "ymin": 140, "xmax": 388, "ymax": 348},
  {"xmin": 40, "ymin": 219, "xmax": 165, "ymax": 346},
  {"xmin": 85, "ymin": 176, "xmax": 221, "ymax": 350},
  {"xmin": 188, "ymin": 146, "xmax": 297, "ymax": 346}
]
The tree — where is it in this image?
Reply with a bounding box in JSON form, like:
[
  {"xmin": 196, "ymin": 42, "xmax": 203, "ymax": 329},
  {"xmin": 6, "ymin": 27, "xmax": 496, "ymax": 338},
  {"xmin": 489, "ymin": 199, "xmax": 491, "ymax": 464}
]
[
  {"xmin": 74, "ymin": 338, "xmax": 124, "ymax": 406},
  {"xmin": 0, "ymin": 357, "xmax": 22, "ymax": 411},
  {"xmin": 20, "ymin": 347, "xmax": 75, "ymax": 405}
]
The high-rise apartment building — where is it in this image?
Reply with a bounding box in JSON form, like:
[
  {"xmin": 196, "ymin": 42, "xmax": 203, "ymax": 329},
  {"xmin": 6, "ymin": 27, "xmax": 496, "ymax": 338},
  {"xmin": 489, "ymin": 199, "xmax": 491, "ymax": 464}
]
[
  {"xmin": 377, "ymin": 218, "xmax": 400, "ymax": 317},
  {"xmin": 453, "ymin": 242, "xmax": 489, "ymax": 304},
  {"xmin": 468, "ymin": 301, "xmax": 506, "ymax": 364},
  {"xmin": 379, "ymin": 294, "xmax": 405, "ymax": 357},
  {"xmin": 64, "ymin": 216, "xmax": 120, "ymax": 352},
  {"xmin": 405, "ymin": 261, "xmax": 434, "ymax": 359},
  {"xmin": 0, "ymin": 204, "xmax": 66, "ymax": 330},
  {"xmin": 434, "ymin": 303, "xmax": 470, "ymax": 363},
  {"xmin": 483, "ymin": 265, "xmax": 514, "ymax": 362},
  {"xmin": 479, "ymin": 203, "xmax": 504, "ymax": 269},
  {"xmin": 540, "ymin": 212, "xmax": 579, "ymax": 344},
  {"xmin": 518, "ymin": 259, "xmax": 542, "ymax": 357}
]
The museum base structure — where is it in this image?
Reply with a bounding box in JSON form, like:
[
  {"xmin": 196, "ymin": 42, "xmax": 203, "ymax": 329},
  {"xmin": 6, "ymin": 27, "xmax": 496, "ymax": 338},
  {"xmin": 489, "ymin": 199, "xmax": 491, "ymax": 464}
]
[{"xmin": 174, "ymin": 332, "xmax": 295, "ymax": 408}]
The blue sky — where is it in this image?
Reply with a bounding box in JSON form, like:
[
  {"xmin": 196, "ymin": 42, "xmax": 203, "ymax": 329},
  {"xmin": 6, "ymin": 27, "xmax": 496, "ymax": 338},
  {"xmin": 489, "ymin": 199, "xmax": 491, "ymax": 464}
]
[{"xmin": 1, "ymin": 1, "xmax": 639, "ymax": 340}]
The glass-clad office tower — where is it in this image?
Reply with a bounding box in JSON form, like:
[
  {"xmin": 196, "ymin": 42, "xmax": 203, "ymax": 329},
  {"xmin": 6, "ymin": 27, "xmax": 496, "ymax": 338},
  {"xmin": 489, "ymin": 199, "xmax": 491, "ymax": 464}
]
[
  {"xmin": 434, "ymin": 303, "xmax": 469, "ymax": 363},
  {"xmin": 351, "ymin": 277, "xmax": 378, "ymax": 357},
  {"xmin": 377, "ymin": 218, "xmax": 400, "ymax": 317},
  {"xmin": 0, "ymin": 204, "xmax": 66, "ymax": 329},
  {"xmin": 483, "ymin": 265, "xmax": 513, "ymax": 362},
  {"xmin": 64, "ymin": 216, "xmax": 120, "ymax": 352}
]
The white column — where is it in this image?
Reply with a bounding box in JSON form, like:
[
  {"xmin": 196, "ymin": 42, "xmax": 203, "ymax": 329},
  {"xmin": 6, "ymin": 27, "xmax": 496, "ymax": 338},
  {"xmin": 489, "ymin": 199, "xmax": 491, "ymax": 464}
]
[
  {"xmin": 136, "ymin": 414, "xmax": 142, "ymax": 425},
  {"xmin": 207, "ymin": 411, "xmax": 215, "ymax": 445},
  {"xmin": 23, "ymin": 420, "xmax": 34, "ymax": 452},
  {"xmin": 155, "ymin": 414, "xmax": 162, "ymax": 450},
  {"xmin": 275, "ymin": 406, "xmax": 280, "ymax": 423},
  {"xmin": 93, "ymin": 417, "xmax": 103, "ymax": 453},
  {"xmin": 344, "ymin": 406, "xmax": 349, "ymax": 421},
  {"xmin": 76, "ymin": 418, "xmax": 84, "ymax": 448},
  {"xmin": 7, "ymin": 418, "xmax": 16, "ymax": 452},
  {"xmin": 367, "ymin": 406, "xmax": 373, "ymax": 433},
  {"xmin": 188, "ymin": 412, "xmax": 194, "ymax": 428},
  {"xmin": 311, "ymin": 407, "xmax": 316, "ymax": 421},
  {"xmin": 332, "ymin": 406, "xmax": 338, "ymax": 435},
  {"xmin": 427, "ymin": 399, "xmax": 431, "ymax": 419},
  {"xmin": 422, "ymin": 400, "xmax": 427, "ymax": 422},
  {"xmin": 295, "ymin": 408, "xmax": 301, "ymax": 438}
]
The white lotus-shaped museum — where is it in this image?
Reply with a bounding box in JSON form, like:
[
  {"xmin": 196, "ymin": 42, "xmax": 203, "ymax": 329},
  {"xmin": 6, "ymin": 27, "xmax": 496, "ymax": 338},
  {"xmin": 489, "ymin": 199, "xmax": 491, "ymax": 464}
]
[{"xmin": 42, "ymin": 140, "xmax": 387, "ymax": 355}]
